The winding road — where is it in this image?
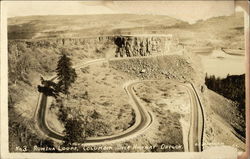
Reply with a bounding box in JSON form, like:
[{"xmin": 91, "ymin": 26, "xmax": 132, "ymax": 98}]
[
  {"xmin": 35, "ymin": 59, "xmax": 153, "ymax": 145},
  {"xmin": 34, "ymin": 57, "xmax": 204, "ymax": 151},
  {"xmin": 185, "ymin": 82, "xmax": 205, "ymax": 152}
]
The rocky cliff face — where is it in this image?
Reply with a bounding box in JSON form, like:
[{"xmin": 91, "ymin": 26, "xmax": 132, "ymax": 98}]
[
  {"xmin": 114, "ymin": 35, "xmax": 175, "ymax": 57},
  {"xmin": 9, "ymin": 36, "xmax": 114, "ymax": 49},
  {"xmin": 9, "ymin": 35, "xmax": 177, "ymax": 58}
]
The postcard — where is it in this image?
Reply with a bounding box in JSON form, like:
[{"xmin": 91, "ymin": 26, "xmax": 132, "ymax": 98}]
[{"xmin": 1, "ymin": 1, "xmax": 249, "ymax": 159}]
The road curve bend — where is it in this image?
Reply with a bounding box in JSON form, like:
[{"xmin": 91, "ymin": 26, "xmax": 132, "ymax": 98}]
[
  {"xmin": 35, "ymin": 58, "xmax": 153, "ymax": 145},
  {"xmin": 131, "ymin": 80, "xmax": 205, "ymax": 152}
]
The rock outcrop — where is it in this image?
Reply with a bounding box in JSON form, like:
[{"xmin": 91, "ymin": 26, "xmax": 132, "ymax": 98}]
[{"xmin": 114, "ymin": 35, "xmax": 175, "ymax": 57}]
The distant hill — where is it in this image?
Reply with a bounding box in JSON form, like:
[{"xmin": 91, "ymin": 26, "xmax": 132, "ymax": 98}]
[
  {"xmin": 177, "ymin": 12, "xmax": 244, "ymax": 49},
  {"xmin": 8, "ymin": 14, "xmax": 185, "ymax": 39}
]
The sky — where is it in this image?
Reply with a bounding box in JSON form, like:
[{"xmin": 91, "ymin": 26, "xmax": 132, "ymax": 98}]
[{"xmin": 4, "ymin": 1, "xmax": 243, "ymax": 24}]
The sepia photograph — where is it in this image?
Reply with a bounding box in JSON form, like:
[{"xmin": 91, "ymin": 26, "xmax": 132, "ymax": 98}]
[{"xmin": 1, "ymin": 0, "xmax": 249, "ymax": 158}]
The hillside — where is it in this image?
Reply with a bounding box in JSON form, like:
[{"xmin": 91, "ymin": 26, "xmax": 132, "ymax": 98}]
[
  {"xmin": 203, "ymin": 89, "xmax": 245, "ymax": 151},
  {"xmin": 205, "ymin": 74, "xmax": 245, "ymax": 137},
  {"xmin": 167, "ymin": 12, "xmax": 244, "ymax": 49},
  {"xmin": 109, "ymin": 54, "xmax": 204, "ymax": 86}
]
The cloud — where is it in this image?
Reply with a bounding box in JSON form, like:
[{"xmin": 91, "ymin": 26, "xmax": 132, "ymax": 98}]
[
  {"xmin": 6, "ymin": 1, "xmax": 117, "ymax": 17},
  {"xmin": 5, "ymin": 1, "xmax": 236, "ymax": 23}
]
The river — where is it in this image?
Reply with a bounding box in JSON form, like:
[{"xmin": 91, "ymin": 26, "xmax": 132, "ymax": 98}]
[{"xmin": 197, "ymin": 50, "xmax": 245, "ymax": 78}]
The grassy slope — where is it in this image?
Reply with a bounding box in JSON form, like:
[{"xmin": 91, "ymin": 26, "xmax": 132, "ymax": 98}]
[
  {"xmin": 203, "ymin": 89, "xmax": 245, "ymax": 151},
  {"xmin": 133, "ymin": 81, "xmax": 191, "ymax": 152}
]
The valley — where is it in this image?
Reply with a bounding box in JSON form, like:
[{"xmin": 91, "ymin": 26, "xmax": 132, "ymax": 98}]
[{"xmin": 7, "ymin": 13, "xmax": 246, "ymax": 153}]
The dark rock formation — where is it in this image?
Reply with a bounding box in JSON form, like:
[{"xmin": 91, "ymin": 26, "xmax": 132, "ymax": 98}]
[{"xmin": 114, "ymin": 36, "xmax": 171, "ymax": 58}]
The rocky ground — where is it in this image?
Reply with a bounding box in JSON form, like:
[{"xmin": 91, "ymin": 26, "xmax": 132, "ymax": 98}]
[{"xmin": 109, "ymin": 54, "xmax": 204, "ymax": 85}]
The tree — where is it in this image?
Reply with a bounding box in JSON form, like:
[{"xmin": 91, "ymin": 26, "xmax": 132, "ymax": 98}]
[
  {"xmin": 8, "ymin": 42, "xmax": 33, "ymax": 85},
  {"xmin": 53, "ymin": 99, "xmax": 86, "ymax": 145},
  {"xmin": 56, "ymin": 52, "xmax": 77, "ymax": 95},
  {"xmin": 63, "ymin": 118, "xmax": 86, "ymax": 145}
]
